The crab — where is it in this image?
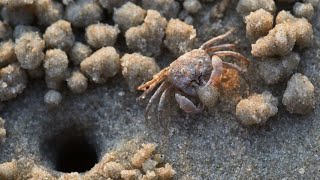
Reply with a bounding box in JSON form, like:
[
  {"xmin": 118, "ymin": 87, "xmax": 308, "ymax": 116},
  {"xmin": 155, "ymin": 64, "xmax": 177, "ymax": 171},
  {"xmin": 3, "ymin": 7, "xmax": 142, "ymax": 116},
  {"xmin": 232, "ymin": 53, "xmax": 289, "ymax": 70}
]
[{"xmin": 138, "ymin": 29, "xmax": 249, "ymax": 118}]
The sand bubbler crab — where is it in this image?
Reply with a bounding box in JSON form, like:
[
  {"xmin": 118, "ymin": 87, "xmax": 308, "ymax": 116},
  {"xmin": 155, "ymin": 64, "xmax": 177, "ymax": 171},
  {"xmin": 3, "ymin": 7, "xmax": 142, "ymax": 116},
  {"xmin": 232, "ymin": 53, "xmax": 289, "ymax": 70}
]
[{"xmin": 138, "ymin": 29, "xmax": 250, "ymax": 120}]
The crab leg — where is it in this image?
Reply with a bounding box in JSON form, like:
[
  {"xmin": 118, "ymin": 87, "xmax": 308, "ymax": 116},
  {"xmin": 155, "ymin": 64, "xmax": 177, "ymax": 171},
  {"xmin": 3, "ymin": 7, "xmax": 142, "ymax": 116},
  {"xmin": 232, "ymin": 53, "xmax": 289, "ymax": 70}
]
[
  {"xmin": 138, "ymin": 67, "xmax": 169, "ymax": 100},
  {"xmin": 222, "ymin": 62, "xmax": 243, "ymax": 72},
  {"xmin": 212, "ymin": 51, "xmax": 250, "ymax": 66},
  {"xmin": 207, "ymin": 56, "xmax": 223, "ymax": 86},
  {"xmin": 145, "ymin": 81, "xmax": 170, "ymax": 119},
  {"xmin": 200, "ymin": 28, "xmax": 235, "ymax": 50},
  {"xmin": 157, "ymin": 86, "xmax": 172, "ymax": 125},
  {"xmin": 158, "ymin": 86, "xmax": 172, "ymax": 114},
  {"xmin": 205, "ymin": 44, "xmax": 236, "ymax": 53}
]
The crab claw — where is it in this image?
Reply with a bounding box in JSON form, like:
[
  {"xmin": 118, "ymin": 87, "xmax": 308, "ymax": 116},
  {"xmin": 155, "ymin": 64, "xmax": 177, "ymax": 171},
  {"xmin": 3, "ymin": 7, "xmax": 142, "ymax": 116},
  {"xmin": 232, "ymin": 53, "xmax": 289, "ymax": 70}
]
[{"xmin": 175, "ymin": 93, "xmax": 203, "ymax": 113}]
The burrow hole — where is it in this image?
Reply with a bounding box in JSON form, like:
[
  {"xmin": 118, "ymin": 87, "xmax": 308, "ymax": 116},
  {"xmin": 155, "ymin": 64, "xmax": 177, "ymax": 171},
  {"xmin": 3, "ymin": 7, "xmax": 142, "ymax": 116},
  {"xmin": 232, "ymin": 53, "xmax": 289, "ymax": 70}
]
[{"xmin": 40, "ymin": 126, "xmax": 99, "ymax": 173}]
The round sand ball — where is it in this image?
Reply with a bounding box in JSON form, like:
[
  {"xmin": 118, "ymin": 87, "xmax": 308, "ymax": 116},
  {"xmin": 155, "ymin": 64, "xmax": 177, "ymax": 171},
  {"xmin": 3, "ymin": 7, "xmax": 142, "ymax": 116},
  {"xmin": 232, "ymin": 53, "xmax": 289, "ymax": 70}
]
[
  {"xmin": 15, "ymin": 32, "xmax": 45, "ymax": 70},
  {"xmin": 85, "ymin": 23, "xmax": 120, "ymax": 49},
  {"xmin": 236, "ymin": 91, "xmax": 278, "ymax": 126},
  {"xmin": 183, "ymin": 0, "xmax": 202, "ymax": 14},
  {"xmin": 236, "ymin": 0, "xmax": 276, "ymax": 16},
  {"xmin": 282, "ymin": 73, "xmax": 315, "ymax": 114},
  {"xmin": 0, "ymin": 40, "xmax": 16, "ymax": 68},
  {"xmin": 67, "ymin": 71, "xmax": 88, "ymax": 94},
  {"xmin": 275, "ymin": 10, "xmax": 295, "ymax": 25},
  {"xmin": 113, "ymin": 2, "xmax": 146, "ymax": 32},
  {"xmin": 44, "ymin": 49, "xmax": 69, "ymax": 79},
  {"xmin": 142, "ymin": 0, "xmax": 181, "ymax": 19},
  {"xmin": 293, "ymin": 3, "xmax": 314, "ymax": 20},
  {"xmin": 251, "ymin": 23, "xmax": 296, "ymax": 57},
  {"xmin": 65, "ymin": 0, "xmax": 103, "ymax": 28},
  {"xmin": 0, "ymin": 63, "xmax": 27, "ymax": 102},
  {"xmin": 257, "ymin": 52, "xmax": 300, "ymax": 85},
  {"xmin": 164, "ymin": 19, "xmax": 196, "ymax": 56},
  {"xmin": 69, "ymin": 42, "xmax": 92, "ymax": 65},
  {"xmin": 35, "ymin": 0, "xmax": 64, "ymax": 26},
  {"xmin": 0, "ymin": 21, "xmax": 12, "ymax": 41},
  {"xmin": 274, "ymin": 11, "xmax": 313, "ymax": 50},
  {"xmin": 125, "ymin": 10, "xmax": 168, "ymax": 56},
  {"xmin": 274, "ymin": 11, "xmax": 313, "ymax": 49},
  {"xmin": 13, "ymin": 25, "xmax": 40, "ymax": 40},
  {"xmin": 44, "ymin": 90, "xmax": 62, "ymax": 107},
  {"xmin": 44, "ymin": 20, "xmax": 75, "ymax": 51},
  {"xmin": 245, "ymin": 9, "xmax": 274, "ymax": 41},
  {"xmin": 80, "ymin": 47, "xmax": 120, "ymax": 84},
  {"xmin": 120, "ymin": 53, "xmax": 160, "ymax": 91}
]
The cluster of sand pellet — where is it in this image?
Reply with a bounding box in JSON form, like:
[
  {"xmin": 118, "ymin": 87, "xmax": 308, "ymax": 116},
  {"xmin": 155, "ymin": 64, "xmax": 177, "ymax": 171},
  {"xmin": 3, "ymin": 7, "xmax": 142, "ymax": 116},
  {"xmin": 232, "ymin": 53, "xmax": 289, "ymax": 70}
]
[
  {"xmin": 115, "ymin": 1, "xmax": 200, "ymax": 57},
  {"xmin": 282, "ymin": 73, "xmax": 315, "ymax": 115},
  {"xmin": 0, "ymin": 40, "xmax": 15, "ymax": 68},
  {"xmin": 236, "ymin": 0, "xmax": 316, "ymax": 124},
  {"xmin": 44, "ymin": 49, "xmax": 69, "ymax": 89},
  {"xmin": 98, "ymin": 0, "xmax": 137, "ymax": 13},
  {"xmin": 84, "ymin": 142, "xmax": 175, "ymax": 180},
  {"xmin": 64, "ymin": 0, "xmax": 103, "ymax": 28},
  {"xmin": 80, "ymin": 46, "xmax": 120, "ymax": 84},
  {"xmin": 236, "ymin": 91, "xmax": 278, "ymax": 126},
  {"xmin": 0, "ymin": 141, "xmax": 175, "ymax": 180},
  {"xmin": 293, "ymin": 2, "xmax": 314, "ymax": 20},
  {"xmin": 257, "ymin": 52, "xmax": 301, "ymax": 85},
  {"xmin": 164, "ymin": 19, "xmax": 196, "ymax": 56},
  {"xmin": 0, "ymin": 63, "xmax": 27, "ymax": 101},
  {"xmin": 44, "ymin": 20, "xmax": 75, "ymax": 51},
  {"xmin": 15, "ymin": 31, "xmax": 45, "ymax": 70},
  {"xmin": 245, "ymin": 9, "xmax": 274, "ymax": 41},
  {"xmin": 121, "ymin": 53, "xmax": 160, "ymax": 92},
  {"xmin": 142, "ymin": 0, "xmax": 180, "ymax": 19},
  {"xmin": 113, "ymin": 2, "xmax": 146, "ymax": 32},
  {"xmin": 85, "ymin": 23, "xmax": 120, "ymax": 49},
  {"xmin": 125, "ymin": 9, "xmax": 168, "ymax": 56},
  {"xmin": 251, "ymin": 11, "xmax": 313, "ymax": 57},
  {"xmin": 238, "ymin": 0, "xmax": 315, "ymax": 57},
  {"xmin": 183, "ymin": 0, "xmax": 202, "ymax": 14},
  {"xmin": 0, "ymin": 0, "xmax": 199, "ymax": 107},
  {"xmin": 0, "ymin": 160, "xmax": 17, "ymax": 179},
  {"xmin": 237, "ymin": 0, "xmax": 276, "ymax": 16}
]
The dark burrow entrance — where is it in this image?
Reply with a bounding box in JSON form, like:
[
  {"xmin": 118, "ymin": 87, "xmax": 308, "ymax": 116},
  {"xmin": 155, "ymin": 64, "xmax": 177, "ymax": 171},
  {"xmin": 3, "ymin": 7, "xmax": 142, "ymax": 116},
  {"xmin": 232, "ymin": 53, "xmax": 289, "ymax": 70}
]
[{"xmin": 40, "ymin": 126, "xmax": 99, "ymax": 173}]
